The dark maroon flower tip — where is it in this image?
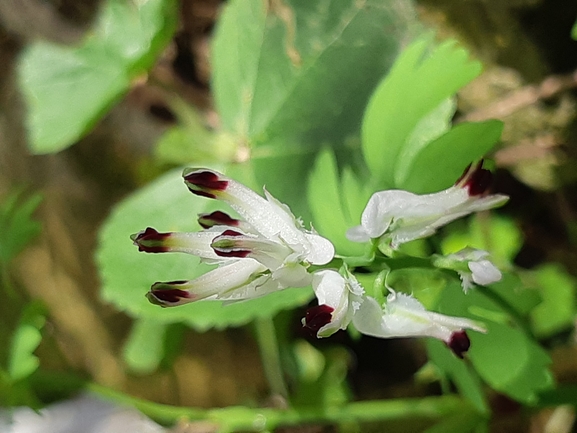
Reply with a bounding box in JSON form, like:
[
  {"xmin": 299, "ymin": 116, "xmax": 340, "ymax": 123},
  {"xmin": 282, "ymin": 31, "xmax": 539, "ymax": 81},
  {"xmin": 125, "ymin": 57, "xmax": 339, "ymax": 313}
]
[
  {"xmin": 147, "ymin": 281, "xmax": 193, "ymax": 306},
  {"xmin": 303, "ymin": 304, "xmax": 335, "ymax": 334},
  {"xmin": 131, "ymin": 227, "xmax": 171, "ymax": 253},
  {"xmin": 456, "ymin": 160, "xmax": 493, "ymax": 196},
  {"xmin": 211, "ymin": 230, "xmax": 250, "ymax": 258},
  {"xmin": 198, "ymin": 211, "xmax": 240, "ymax": 229},
  {"xmin": 446, "ymin": 330, "xmax": 471, "ymax": 359},
  {"xmin": 183, "ymin": 170, "xmax": 228, "ymax": 199}
]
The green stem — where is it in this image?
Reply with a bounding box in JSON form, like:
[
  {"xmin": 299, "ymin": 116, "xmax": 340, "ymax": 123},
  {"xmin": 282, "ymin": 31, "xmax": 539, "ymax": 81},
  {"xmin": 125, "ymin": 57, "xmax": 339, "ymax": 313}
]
[
  {"xmin": 254, "ymin": 317, "xmax": 288, "ymax": 399},
  {"xmin": 88, "ymin": 382, "xmax": 469, "ymax": 431}
]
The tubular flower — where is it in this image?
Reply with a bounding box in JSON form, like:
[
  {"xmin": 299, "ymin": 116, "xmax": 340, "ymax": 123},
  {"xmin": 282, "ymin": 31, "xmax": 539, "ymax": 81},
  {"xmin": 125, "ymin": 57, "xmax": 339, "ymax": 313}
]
[
  {"xmin": 352, "ymin": 292, "xmax": 486, "ymax": 358},
  {"xmin": 441, "ymin": 247, "xmax": 502, "ymax": 293},
  {"xmin": 346, "ymin": 162, "xmax": 509, "ymax": 249},
  {"xmin": 131, "ymin": 168, "xmax": 335, "ymax": 306},
  {"xmin": 303, "ymin": 270, "xmax": 364, "ymax": 338}
]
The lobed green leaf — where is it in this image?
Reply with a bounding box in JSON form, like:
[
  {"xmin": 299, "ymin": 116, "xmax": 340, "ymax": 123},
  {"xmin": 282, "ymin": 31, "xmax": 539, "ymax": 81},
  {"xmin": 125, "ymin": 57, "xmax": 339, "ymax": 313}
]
[
  {"xmin": 361, "ymin": 39, "xmax": 483, "ymax": 188},
  {"xmin": 18, "ymin": 0, "xmax": 178, "ymax": 154}
]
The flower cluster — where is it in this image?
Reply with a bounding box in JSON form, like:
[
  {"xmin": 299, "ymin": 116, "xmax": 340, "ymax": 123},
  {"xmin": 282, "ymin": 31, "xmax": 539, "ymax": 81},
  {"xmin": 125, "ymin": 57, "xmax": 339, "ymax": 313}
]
[
  {"xmin": 132, "ymin": 168, "xmax": 334, "ymax": 305},
  {"xmin": 132, "ymin": 162, "xmax": 507, "ymax": 358}
]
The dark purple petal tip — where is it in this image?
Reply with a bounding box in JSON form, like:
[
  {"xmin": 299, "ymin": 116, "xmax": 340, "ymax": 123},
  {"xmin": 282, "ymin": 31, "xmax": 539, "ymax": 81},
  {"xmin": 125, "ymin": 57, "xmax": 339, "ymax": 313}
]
[
  {"xmin": 198, "ymin": 211, "xmax": 240, "ymax": 229},
  {"xmin": 147, "ymin": 282, "xmax": 192, "ymax": 307},
  {"xmin": 211, "ymin": 230, "xmax": 250, "ymax": 258},
  {"xmin": 303, "ymin": 304, "xmax": 334, "ymax": 335},
  {"xmin": 456, "ymin": 160, "xmax": 493, "ymax": 196},
  {"xmin": 131, "ymin": 227, "xmax": 171, "ymax": 253},
  {"xmin": 183, "ymin": 170, "xmax": 228, "ymax": 199},
  {"xmin": 446, "ymin": 330, "xmax": 471, "ymax": 358}
]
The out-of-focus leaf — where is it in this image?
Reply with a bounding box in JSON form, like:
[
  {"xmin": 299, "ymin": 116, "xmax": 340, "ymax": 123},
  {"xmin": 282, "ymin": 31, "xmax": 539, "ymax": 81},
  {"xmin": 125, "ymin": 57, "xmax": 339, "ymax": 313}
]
[
  {"xmin": 18, "ymin": 0, "xmax": 178, "ymax": 154},
  {"xmin": 426, "ymin": 340, "xmax": 488, "ymax": 414},
  {"xmin": 436, "ymin": 282, "xmax": 553, "ymax": 404},
  {"xmin": 398, "ymin": 120, "xmax": 504, "ymax": 193},
  {"xmin": 485, "ymin": 272, "xmax": 541, "ymax": 317},
  {"xmin": 122, "ymin": 318, "xmax": 167, "ymax": 375},
  {"xmin": 0, "ymin": 190, "xmax": 42, "ymax": 265},
  {"xmin": 97, "ymin": 168, "xmax": 314, "ymax": 331},
  {"xmin": 361, "ymin": 39, "xmax": 482, "ymax": 188},
  {"xmin": 212, "ymin": 0, "xmax": 415, "ymax": 161},
  {"xmin": 530, "ymin": 264, "xmax": 576, "ymax": 338},
  {"xmin": 291, "ymin": 341, "xmax": 351, "ymax": 409},
  {"xmin": 154, "ymin": 98, "xmax": 238, "ymax": 165},
  {"xmin": 8, "ymin": 302, "xmax": 46, "ymax": 382},
  {"xmin": 307, "ymin": 148, "xmax": 369, "ymax": 256},
  {"xmin": 441, "ymin": 214, "xmax": 522, "ymax": 268}
]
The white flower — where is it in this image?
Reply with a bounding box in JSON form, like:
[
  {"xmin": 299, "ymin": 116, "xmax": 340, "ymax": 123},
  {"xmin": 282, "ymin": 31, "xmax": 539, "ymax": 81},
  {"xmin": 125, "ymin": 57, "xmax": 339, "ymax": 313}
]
[
  {"xmin": 303, "ymin": 269, "xmax": 485, "ymax": 357},
  {"xmin": 346, "ymin": 162, "xmax": 508, "ymax": 249},
  {"xmin": 132, "ymin": 168, "xmax": 335, "ymax": 306},
  {"xmin": 444, "ymin": 247, "xmax": 502, "ymax": 293},
  {"xmin": 303, "ymin": 270, "xmax": 364, "ymax": 338},
  {"xmin": 352, "ymin": 291, "xmax": 486, "ymax": 358}
]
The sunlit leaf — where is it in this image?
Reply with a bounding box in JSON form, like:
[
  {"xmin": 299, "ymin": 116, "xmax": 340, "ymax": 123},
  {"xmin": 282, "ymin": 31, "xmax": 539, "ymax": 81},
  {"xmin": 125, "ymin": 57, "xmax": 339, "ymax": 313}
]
[
  {"xmin": 18, "ymin": 0, "xmax": 178, "ymax": 154},
  {"xmin": 213, "ymin": 0, "xmax": 414, "ymax": 148},
  {"xmin": 398, "ymin": 120, "xmax": 504, "ymax": 193},
  {"xmin": 362, "ymin": 38, "xmax": 482, "ymax": 188}
]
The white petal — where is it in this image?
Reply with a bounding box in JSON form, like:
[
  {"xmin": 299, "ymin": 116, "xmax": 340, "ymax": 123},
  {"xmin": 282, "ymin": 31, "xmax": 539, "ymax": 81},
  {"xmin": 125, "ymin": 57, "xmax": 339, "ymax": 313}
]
[
  {"xmin": 303, "ymin": 233, "xmax": 335, "ymax": 265},
  {"xmin": 345, "ymin": 225, "xmax": 371, "ymax": 242},
  {"xmin": 170, "ymin": 259, "xmax": 269, "ymax": 301},
  {"xmin": 351, "ymin": 296, "xmax": 389, "ymax": 336},
  {"xmin": 312, "ymin": 270, "xmax": 361, "ymax": 337},
  {"xmin": 469, "ymin": 260, "xmax": 502, "ymax": 286},
  {"xmin": 353, "ymin": 293, "xmax": 484, "ymax": 343},
  {"xmin": 272, "ymin": 262, "xmax": 312, "ymax": 288},
  {"xmin": 227, "ymin": 180, "xmax": 309, "ymax": 247}
]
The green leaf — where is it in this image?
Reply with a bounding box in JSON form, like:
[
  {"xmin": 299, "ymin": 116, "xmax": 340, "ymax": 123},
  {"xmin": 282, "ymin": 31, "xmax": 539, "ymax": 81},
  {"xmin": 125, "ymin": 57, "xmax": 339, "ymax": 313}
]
[
  {"xmin": 436, "ymin": 282, "xmax": 553, "ymax": 404},
  {"xmin": 398, "ymin": 120, "xmax": 504, "ymax": 193},
  {"xmin": 291, "ymin": 341, "xmax": 352, "ymax": 409},
  {"xmin": 97, "ymin": 168, "xmax": 314, "ymax": 331},
  {"xmin": 0, "ymin": 189, "xmax": 42, "ymax": 265},
  {"xmin": 530, "ymin": 264, "xmax": 576, "ymax": 338},
  {"xmin": 122, "ymin": 318, "xmax": 167, "ymax": 375},
  {"xmin": 361, "ymin": 38, "xmax": 482, "ymax": 188},
  {"xmin": 395, "ymin": 98, "xmax": 456, "ymax": 185},
  {"xmin": 154, "ymin": 98, "xmax": 238, "ymax": 165},
  {"xmin": 18, "ymin": 0, "xmax": 178, "ymax": 154},
  {"xmin": 426, "ymin": 340, "xmax": 488, "ymax": 414},
  {"xmin": 307, "ymin": 148, "xmax": 369, "ymax": 256},
  {"xmin": 250, "ymin": 143, "xmax": 317, "ymax": 222},
  {"xmin": 8, "ymin": 302, "xmax": 46, "ymax": 382},
  {"xmin": 485, "ymin": 272, "xmax": 541, "ymax": 317},
  {"xmin": 441, "ymin": 214, "xmax": 522, "ymax": 269},
  {"xmin": 212, "ymin": 0, "xmax": 415, "ymax": 148}
]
